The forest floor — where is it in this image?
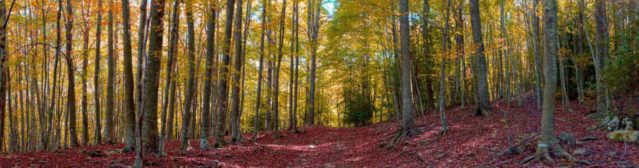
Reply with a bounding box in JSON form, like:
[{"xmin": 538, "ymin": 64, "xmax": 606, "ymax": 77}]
[{"xmin": 1, "ymin": 95, "xmax": 638, "ymax": 167}]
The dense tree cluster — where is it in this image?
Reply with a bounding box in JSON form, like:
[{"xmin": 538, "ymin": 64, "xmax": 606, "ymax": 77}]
[{"xmin": 0, "ymin": 0, "xmax": 636, "ymax": 166}]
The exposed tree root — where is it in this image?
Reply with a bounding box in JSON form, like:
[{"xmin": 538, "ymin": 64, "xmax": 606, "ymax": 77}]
[
  {"xmin": 474, "ymin": 106, "xmax": 492, "ymax": 117},
  {"xmin": 382, "ymin": 127, "xmax": 421, "ymax": 148},
  {"xmin": 520, "ymin": 142, "xmax": 591, "ymax": 166},
  {"xmin": 439, "ymin": 128, "xmax": 448, "ymax": 135}
]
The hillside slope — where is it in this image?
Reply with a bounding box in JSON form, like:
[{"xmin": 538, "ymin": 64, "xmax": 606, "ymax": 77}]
[{"xmin": 1, "ymin": 95, "xmax": 637, "ymax": 167}]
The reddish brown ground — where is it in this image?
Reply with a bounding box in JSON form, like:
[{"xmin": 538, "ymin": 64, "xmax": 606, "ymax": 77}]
[{"xmin": 1, "ymin": 95, "xmax": 638, "ymax": 167}]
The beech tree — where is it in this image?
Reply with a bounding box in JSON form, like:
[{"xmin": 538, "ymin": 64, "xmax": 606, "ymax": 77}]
[
  {"xmin": 64, "ymin": 0, "xmax": 79, "ymax": 147},
  {"xmin": 120, "ymin": 0, "xmax": 136, "ymax": 153},
  {"xmin": 469, "ymin": 0, "xmax": 490, "ymax": 116}
]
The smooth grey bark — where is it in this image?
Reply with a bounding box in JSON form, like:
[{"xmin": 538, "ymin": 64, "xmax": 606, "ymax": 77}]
[
  {"xmin": 39, "ymin": 0, "xmax": 51, "ymax": 150},
  {"xmin": 454, "ymin": 0, "xmax": 465, "ymax": 107},
  {"xmin": 105, "ymin": 0, "xmax": 116, "ymax": 144},
  {"xmin": 306, "ymin": 0, "xmax": 320, "ymax": 126},
  {"xmin": 536, "ymin": 0, "xmax": 567, "ymax": 160},
  {"xmin": 439, "ymin": 0, "xmax": 451, "ymax": 134},
  {"xmin": 181, "ymin": 0, "xmax": 195, "ymax": 150},
  {"xmin": 594, "ymin": 0, "xmax": 608, "ymax": 115},
  {"xmin": 167, "ymin": 76, "xmax": 177, "ymax": 139},
  {"xmin": 390, "ymin": 0, "xmax": 401, "ymax": 121},
  {"xmin": 48, "ymin": 0, "xmax": 63, "ymax": 151},
  {"xmin": 469, "ymin": 0, "xmax": 490, "ymax": 116},
  {"xmin": 499, "ymin": 0, "xmax": 511, "ymax": 104},
  {"xmin": 272, "ymin": 0, "xmax": 287, "ymax": 137},
  {"xmin": 398, "ymin": 0, "xmax": 415, "ymax": 136},
  {"xmin": 160, "ymin": 0, "xmax": 179, "ymax": 154},
  {"xmin": 559, "ymin": 55, "xmax": 569, "ymax": 111},
  {"xmin": 135, "ymin": 0, "xmax": 149, "ymax": 156},
  {"xmin": 231, "ymin": 0, "xmax": 245, "ymax": 142},
  {"xmin": 254, "ymin": 0, "xmax": 267, "ymax": 139},
  {"xmin": 531, "ymin": 0, "xmax": 543, "ymax": 110},
  {"xmin": 216, "ymin": 0, "xmax": 236, "ymax": 147},
  {"xmin": 64, "ymin": 0, "xmax": 79, "ymax": 147},
  {"xmin": 121, "ymin": 0, "xmax": 137, "ymax": 152},
  {"xmin": 80, "ymin": 2, "xmax": 90, "ymax": 145},
  {"xmin": 94, "ymin": 0, "xmax": 103, "ymax": 145},
  {"xmin": 201, "ymin": 0, "xmax": 216, "ymax": 149},
  {"xmin": 288, "ymin": 0, "xmax": 299, "ymax": 132}
]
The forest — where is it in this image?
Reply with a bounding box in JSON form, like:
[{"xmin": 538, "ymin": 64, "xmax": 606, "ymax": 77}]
[{"xmin": 0, "ymin": 0, "xmax": 637, "ymax": 167}]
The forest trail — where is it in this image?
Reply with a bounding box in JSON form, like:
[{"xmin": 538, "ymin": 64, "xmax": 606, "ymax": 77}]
[{"xmin": 1, "ymin": 95, "xmax": 638, "ymax": 167}]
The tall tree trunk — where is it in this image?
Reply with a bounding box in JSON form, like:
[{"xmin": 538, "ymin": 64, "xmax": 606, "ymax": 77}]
[
  {"xmin": 469, "ymin": 0, "xmax": 490, "ymax": 116},
  {"xmin": 48, "ymin": 0, "xmax": 63, "ymax": 151},
  {"xmin": 271, "ymin": 0, "xmax": 287, "ymax": 138},
  {"xmin": 105, "ymin": 0, "xmax": 116, "ymax": 144},
  {"xmin": 288, "ymin": 0, "xmax": 299, "ymax": 132},
  {"xmin": 181, "ymin": 0, "xmax": 195, "ymax": 150},
  {"xmin": 167, "ymin": 76, "xmax": 177, "ymax": 139},
  {"xmin": 121, "ymin": 0, "xmax": 137, "ymax": 152},
  {"xmin": 530, "ymin": 0, "xmax": 543, "ymax": 110},
  {"xmin": 141, "ymin": 0, "xmax": 165, "ymax": 155},
  {"xmin": 454, "ymin": 0, "xmax": 465, "ymax": 108},
  {"xmin": 439, "ymin": 0, "xmax": 451, "ymax": 134},
  {"xmin": 559, "ymin": 55, "xmax": 569, "ymax": 111},
  {"xmin": 231, "ymin": 0, "xmax": 245, "ymax": 141},
  {"xmin": 307, "ymin": 0, "xmax": 320, "ymax": 126},
  {"xmin": 135, "ymin": 0, "xmax": 149, "ymax": 156},
  {"xmin": 594, "ymin": 0, "xmax": 608, "ymax": 115},
  {"xmin": 80, "ymin": 1, "xmax": 90, "ymax": 146},
  {"xmin": 398, "ymin": 0, "xmax": 415, "ymax": 136},
  {"xmin": 499, "ymin": 0, "xmax": 511, "ymax": 104},
  {"xmin": 64, "ymin": 0, "xmax": 79, "ymax": 147},
  {"xmin": 39, "ymin": 0, "xmax": 51, "ymax": 150},
  {"xmin": 201, "ymin": 0, "xmax": 216, "ymax": 149},
  {"xmin": 535, "ymin": 0, "xmax": 573, "ymax": 161},
  {"xmin": 94, "ymin": 0, "xmax": 103, "ymax": 145},
  {"xmin": 161, "ymin": 0, "xmax": 179, "ymax": 153},
  {"xmin": 254, "ymin": 0, "xmax": 267, "ymax": 140},
  {"xmin": 390, "ymin": 0, "xmax": 401, "ymax": 121},
  {"xmin": 0, "ymin": 0, "xmax": 5, "ymax": 152},
  {"xmin": 215, "ymin": 0, "xmax": 235, "ymax": 147}
]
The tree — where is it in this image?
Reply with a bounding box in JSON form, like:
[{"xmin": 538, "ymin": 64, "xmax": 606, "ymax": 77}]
[
  {"xmin": 216, "ymin": 0, "xmax": 236, "ymax": 147},
  {"xmin": 159, "ymin": 0, "xmax": 179, "ymax": 153},
  {"xmin": 181, "ymin": 0, "xmax": 195, "ymax": 151},
  {"xmin": 438, "ymin": 0, "xmax": 452, "ymax": 134},
  {"xmin": 80, "ymin": 0, "xmax": 91, "ymax": 146},
  {"xmin": 94, "ymin": 0, "xmax": 103, "ymax": 145},
  {"xmin": 530, "ymin": 0, "xmax": 543, "ymax": 111},
  {"xmin": 254, "ymin": 0, "xmax": 267, "ymax": 140},
  {"xmin": 0, "ymin": 0, "xmax": 7, "ymax": 152},
  {"xmin": 272, "ymin": 0, "xmax": 287, "ymax": 137},
  {"xmin": 64, "ymin": 0, "xmax": 79, "ymax": 147},
  {"xmin": 230, "ymin": 0, "xmax": 245, "ymax": 142},
  {"xmin": 469, "ymin": 0, "xmax": 490, "ymax": 116},
  {"xmin": 306, "ymin": 0, "xmax": 320, "ymax": 126},
  {"xmin": 454, "ymin": 0, "xmax": 465, "ymax": 107},
  {"xmin": 140, "ymin": 0, "xmax": 165, "ymax": 155},
  {"xmin": 533, "ymin": 0, "xmax": 576, "ymax": 163},
  {"xmin": 288, "ymin": 0, "xmax": 299, "ymax": 132},
  {"xmin": 421, "ymin": 0, "xmax": 433, "ymax": 112},
  {"xmin": 105, "ymin": 0, "xmax": 116, "ymax": 144},
  {"xmin": 121, "ymin": 0, "xmax": 136, "ymax": 153},
  {"xmin": 594, "ymin": 0, "xmax": 608, "ymax": 115},
  {"xmin": 201, "ymin": 0, "xmax": 216, "ymax": 149},
  {"xmin": 398, "ymin": 0, "xmax": 415, "ymax": 137}
]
